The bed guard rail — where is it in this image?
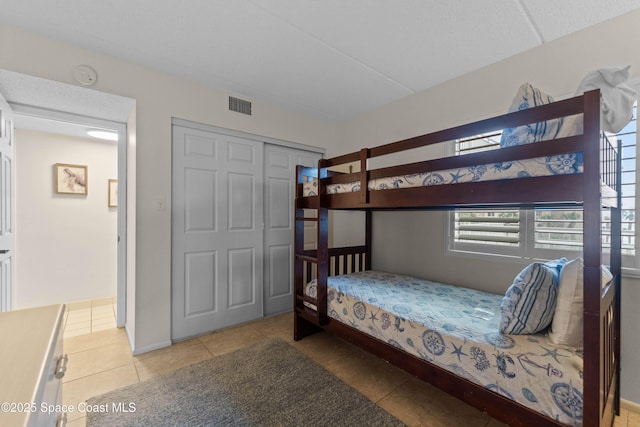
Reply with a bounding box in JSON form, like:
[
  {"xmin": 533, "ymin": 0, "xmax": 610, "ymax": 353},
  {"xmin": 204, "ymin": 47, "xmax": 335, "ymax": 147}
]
[{"xmin": 300, "ymin": 89, "xmax": 618, "ymax": 209}]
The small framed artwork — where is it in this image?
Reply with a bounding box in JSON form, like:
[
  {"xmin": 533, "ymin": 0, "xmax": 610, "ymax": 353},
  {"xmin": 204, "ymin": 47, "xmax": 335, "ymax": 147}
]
[
  {"xmin": 55, "ymin": 163, "xmax": 88, "ymax": 195},
  {"xmin": 108, "ymin": 179, "xmax": 118, "ymax": 207}
]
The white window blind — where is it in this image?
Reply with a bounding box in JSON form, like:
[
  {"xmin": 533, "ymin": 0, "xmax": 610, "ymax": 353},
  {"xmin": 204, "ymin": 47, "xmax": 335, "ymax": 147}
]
[
  {"xmin": 452, "ymin": 133, "xmax": 522, "ymax": 256},
  {"xmin": 455, "ymin": 210, "xmax": 519, "ymax": 246}
]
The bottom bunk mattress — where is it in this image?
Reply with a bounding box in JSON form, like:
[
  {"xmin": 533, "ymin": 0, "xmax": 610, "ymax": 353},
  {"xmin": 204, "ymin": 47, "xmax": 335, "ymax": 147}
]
[{"xmin": 304, "ymin": 270, "xmax": 583, "ymax": 426}]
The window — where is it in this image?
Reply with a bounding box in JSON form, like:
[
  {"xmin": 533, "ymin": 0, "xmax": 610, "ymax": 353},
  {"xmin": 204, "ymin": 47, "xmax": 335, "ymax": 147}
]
[{"xmin": 449, "ymin": 104, "xmax": 637, "ymax": 266}]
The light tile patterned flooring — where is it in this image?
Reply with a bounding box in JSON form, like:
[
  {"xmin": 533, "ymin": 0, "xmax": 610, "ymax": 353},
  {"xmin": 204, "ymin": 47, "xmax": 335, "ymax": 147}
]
[
  {"xmin": 62, "ymin": 306, "xmax": 639, "ymax": 427},
  {"xmin": 64, "ymin": 298, "xmax": 117, "ymax": 338}
]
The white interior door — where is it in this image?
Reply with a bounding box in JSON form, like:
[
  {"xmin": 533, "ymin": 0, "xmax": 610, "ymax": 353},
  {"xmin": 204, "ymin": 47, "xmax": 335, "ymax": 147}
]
[
  {"xmin": 172, "ymin": 125, "xmax": 264, "ymax": 340},
  {"xmin": 264, "ymin": 145, "xmax": 320, "ymax": 316},
  {"xmin": 0, "ymin": 94, "xmax": 14, "ymax": 312}
]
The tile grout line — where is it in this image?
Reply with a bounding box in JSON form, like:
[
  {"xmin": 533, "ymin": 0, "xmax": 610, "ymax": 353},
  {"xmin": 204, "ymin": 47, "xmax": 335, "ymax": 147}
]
[
  {"xmin": 372, "ymin": 376, "xmax": 411, "ymax": 405},
  {"xmin": 62, "ymin": 360, "xmax": 136, "ymax": 387}
]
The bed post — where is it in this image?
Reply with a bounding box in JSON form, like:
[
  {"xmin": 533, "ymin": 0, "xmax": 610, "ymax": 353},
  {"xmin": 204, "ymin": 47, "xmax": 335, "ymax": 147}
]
[
  {"xmin": 317, "ymin": 159, "xmax": 329, "ymax": 325},
  {"xmin": 293, "ymin": 166, "xmax": 304, "ymax": 340},
  {"xmin": 582, "ymin": 88, "xmax": 618, "ymax": 427},
  {"xmin": 581, "ymin": 89, "xmax": 601, "ymax": 427},
  {"xmin": 359, "ymin": 148, "xmax": 370, "ymax": 206},
  {"xmin": 361, "ymin": 147, "xmax": 372, "ymax": 270},
  {"xmin": 365, "ymin": 210, "xmax": 372, "ymax": 270}
]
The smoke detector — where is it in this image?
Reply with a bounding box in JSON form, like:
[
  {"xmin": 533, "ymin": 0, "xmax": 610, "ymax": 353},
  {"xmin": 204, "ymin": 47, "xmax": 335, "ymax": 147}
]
[{"xmin": 73, "ymin": 65, "xmax": 97, "ymax": 86}]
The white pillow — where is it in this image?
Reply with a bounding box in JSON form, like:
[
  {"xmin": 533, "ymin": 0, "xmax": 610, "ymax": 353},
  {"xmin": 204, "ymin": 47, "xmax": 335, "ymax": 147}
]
[
  {"xmin": 548, "ymin": 258, "xmax": 583, "ymax": 347},
  {"xmin": 548, "ymin": 258, "xmax": 614, "ymax": 348}
]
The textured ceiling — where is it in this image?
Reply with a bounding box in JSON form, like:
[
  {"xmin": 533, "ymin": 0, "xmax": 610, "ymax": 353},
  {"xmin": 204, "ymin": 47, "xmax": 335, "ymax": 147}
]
[
  {"xmin": 0, "ymin": 69, "xmax": 134, "ymax": 139},
  {"xmin": 0, "ymin": 0, "xmax": 639, "ymax": 122}
]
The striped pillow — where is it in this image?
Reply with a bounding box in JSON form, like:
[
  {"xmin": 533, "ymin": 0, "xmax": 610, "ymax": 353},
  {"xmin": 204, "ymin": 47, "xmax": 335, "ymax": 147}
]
[
  {"xmin": 500, "ymin": 262, "xmax": 558, "ymax": 334},
  {"xmin": 499, "ymin": 83, "xmax": 564, "ymax": 147}
]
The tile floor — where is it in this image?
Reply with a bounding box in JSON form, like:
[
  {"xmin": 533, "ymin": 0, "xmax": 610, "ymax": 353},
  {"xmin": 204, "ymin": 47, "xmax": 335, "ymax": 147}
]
[
  {"xmin": 63, "ymin": 298, "xmax": 117, "ymax": 338},
  {"xmin": 62, "ymin": 309, "xmax": 639, "ymax": 427}
]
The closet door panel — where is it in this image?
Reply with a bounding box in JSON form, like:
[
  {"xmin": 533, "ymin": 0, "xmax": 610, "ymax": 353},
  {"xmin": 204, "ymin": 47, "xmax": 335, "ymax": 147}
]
[
  {"xmin": 268, "ymin": 244, "xmax": 291, "ymax": 297},
  {"xmin": 172, "ymin": 125, "xmax": 263, "ymax": 340},
  {"xmin": 264, "ymin": 145, "xmax": 321, "ymax": 315},
  {"xmin": 184, "ymin": 251, "xmax": 217, "ymax": 317},
  {"xmin": 184, "ymin": 168, "xmax": 216, "ymax": 232},
  {"xmin": 228, "ymin": 248, "xmax": 255, "ymax": 308},
  {"xmin": 228, "ymin": 173, "xmax": 255, "ymax": 230},
  {"xmin": 268, "ymin": 177, "xmax": 290, "ymax": 229}
]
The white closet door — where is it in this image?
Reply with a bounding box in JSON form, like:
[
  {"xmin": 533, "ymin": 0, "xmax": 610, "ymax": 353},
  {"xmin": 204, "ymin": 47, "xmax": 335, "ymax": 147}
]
[
  {"xmin": 0, "ymin": 94, "xmax": 14, "ymax": 312},
  {"xmin": 264, "ymin": 145, "xmax": 320, "ymax": 316},
  {"xmin": 172, "ymin": 125, "xmax": 264, "ymax": 340}
]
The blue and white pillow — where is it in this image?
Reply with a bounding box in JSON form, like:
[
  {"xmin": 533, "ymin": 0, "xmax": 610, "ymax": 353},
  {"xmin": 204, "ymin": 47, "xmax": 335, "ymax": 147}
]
[
  {"xmin": 500, "ymin": 262, "xmax": 559, "ymax": 334},
  {"xmin": 542, "ymin": 257, "xmax": 568, "ymax": 281},
  {"xmin": 500, "ymin": 83, "xmax": 564, "ymax": 148}
]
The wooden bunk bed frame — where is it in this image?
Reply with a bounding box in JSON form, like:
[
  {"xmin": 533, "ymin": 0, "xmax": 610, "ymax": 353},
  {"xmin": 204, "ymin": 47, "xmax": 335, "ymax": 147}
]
[{"xmin": 293, "ymin": 89, "xmax": 621, "ymax": 427}]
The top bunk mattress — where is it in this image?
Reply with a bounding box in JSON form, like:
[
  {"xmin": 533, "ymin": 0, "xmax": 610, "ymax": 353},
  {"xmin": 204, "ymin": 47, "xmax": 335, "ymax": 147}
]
[
  {"xmin": 304, "ymin": 270, "xmax": 584, "ymax": 426},
  {"xmin": 302, "ymin": 154, "xmax": 583, "ymax": 196}
]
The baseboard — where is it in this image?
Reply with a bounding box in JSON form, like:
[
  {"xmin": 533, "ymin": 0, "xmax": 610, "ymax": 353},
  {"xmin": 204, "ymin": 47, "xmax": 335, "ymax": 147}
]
[
  {"xmin": 124, "ymin": 323, "xmax": 135, "ymax": 354},
  {"xmin": 130, "ymin": 338, "xmax": 172, "ymax": 356},
  {"xmin": 121, "ymin": 311, "xmax": 172, "ymax": 356},
  {"xmin": 621, "ymin": 398, "xmax": 640, "ymax": 413}
]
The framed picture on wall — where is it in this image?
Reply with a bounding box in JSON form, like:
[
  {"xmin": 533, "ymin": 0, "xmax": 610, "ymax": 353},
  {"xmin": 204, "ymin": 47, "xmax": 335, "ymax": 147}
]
[
  {"xmin": 55, "ymin": 163, "xmax": 88, "ymax": 195},
  {"xmin": 108, "ymin": 179, "xmax": 118, "ymax": 207}
]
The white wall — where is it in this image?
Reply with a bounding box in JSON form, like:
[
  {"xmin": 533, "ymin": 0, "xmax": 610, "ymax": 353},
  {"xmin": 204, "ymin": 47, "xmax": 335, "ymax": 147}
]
[
  {"xmin": 0, "ymin": 22, "xmax": 336, "ymax": 354},
  {"xmin": 335, "ymin": 9, "xmax": 640, "ymax": 403},
  {"xmin": 14, "ymin": 129, "xmax": 117, "ymax": 308}
]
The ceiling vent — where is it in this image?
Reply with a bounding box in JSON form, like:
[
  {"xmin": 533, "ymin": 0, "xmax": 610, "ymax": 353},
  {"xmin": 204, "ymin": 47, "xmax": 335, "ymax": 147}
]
[{"xmin": 228, "ymin": 96, "xmax": 252, "ymax": 116}]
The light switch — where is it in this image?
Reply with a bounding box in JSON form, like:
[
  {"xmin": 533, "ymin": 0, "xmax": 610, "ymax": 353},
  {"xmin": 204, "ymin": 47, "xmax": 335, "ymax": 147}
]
[{"xmin": 156, "ymin": 196, "xmax": 166, "ymax": 211}]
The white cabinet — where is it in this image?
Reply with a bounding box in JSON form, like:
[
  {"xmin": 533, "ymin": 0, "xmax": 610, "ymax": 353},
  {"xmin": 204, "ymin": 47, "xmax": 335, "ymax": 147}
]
[{"xmin": 0, "ymin": 304, "xmax": 67, "ymax": 426}]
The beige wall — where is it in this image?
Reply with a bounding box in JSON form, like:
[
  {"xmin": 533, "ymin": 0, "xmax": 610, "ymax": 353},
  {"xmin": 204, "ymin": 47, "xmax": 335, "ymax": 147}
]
[
  {"xmin": 0, "ymin": 23, "xmax": 336, "ymax": 354},
  {"xmin": 335, "ymin": 9, "xmax": 640, "ymax": 402}
]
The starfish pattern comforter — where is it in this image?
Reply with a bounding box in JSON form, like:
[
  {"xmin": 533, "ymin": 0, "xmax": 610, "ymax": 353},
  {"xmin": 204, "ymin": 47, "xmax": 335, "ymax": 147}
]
[
  {"xmin": 304, "ymin": 270, "xmax": 584, "ymax": 426},
  {"xmin": 302, "ymin": 154, "xmax": 582, "ymax": 196}
]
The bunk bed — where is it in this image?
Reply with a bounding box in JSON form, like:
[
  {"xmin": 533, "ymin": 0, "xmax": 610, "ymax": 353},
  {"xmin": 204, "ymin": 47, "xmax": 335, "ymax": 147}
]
[{"xmin": 293, "ymin": 88, "xmax": 622, "ymax": 427}]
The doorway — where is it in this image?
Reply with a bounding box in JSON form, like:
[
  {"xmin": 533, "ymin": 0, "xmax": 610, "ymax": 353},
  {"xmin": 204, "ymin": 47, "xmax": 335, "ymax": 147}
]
[
  {"xmin": 14, "ymin": 114, "xmax": 122, "ymax": 320},
  {"xmin": 0, "ymin": 70, "xmax": 134, "ymax": 330}
]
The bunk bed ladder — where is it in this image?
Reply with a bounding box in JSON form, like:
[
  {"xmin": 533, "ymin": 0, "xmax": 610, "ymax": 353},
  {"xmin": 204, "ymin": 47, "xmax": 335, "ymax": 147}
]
[{"xmin": 294, "ymin": 165, "xmax": 328, "ymax": 330}]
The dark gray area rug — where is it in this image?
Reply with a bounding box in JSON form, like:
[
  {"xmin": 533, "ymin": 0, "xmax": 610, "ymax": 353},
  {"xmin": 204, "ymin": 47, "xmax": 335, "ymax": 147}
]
[{"xmin": 86, "ymin": 338, "xmax": 405, "ymax": 426}]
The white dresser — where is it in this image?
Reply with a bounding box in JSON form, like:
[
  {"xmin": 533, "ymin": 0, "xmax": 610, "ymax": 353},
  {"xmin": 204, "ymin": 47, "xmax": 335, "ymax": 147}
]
[{"xmin": 0, "ymin": 304, "xmax": 67, "ymax": 427}]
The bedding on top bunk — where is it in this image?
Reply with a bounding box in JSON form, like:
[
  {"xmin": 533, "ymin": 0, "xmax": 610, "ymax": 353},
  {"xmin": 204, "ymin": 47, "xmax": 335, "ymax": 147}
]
[
  {"xmin": 304, "ymin": 82, "xmax": 588, "ymax": 197},
  {"xmin": 301, "ymin": 153, "xmax": 583, "ymax": 197},
  {"xmin": 303, "ymin": 269, "xmax": 585, "ymax": 426}
]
